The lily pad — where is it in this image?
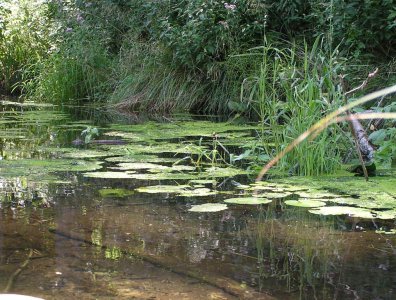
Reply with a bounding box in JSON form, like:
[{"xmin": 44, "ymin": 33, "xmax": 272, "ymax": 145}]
[
  {"xmin": 99, "ymin": 188, "xmax": 135, "ymax": 198},
  {"xmin": 178, "ymin": 188, "xmax": 217, "ymax": 197},
  {"xmin": 203, "ymin": 167, "xmax": 250, "ymax": 177},
  {"xmin": 135, "ymin": 185, "xmax": 190, "ymax": 194},
  {"xmin": 61, "ymin": 149, "xmax": 111, "ymax": 159},
  {"xmin": 83, "ymin": 171, "xmax": 136, "ymax": 179},
  {"xmin": 114, "ymin": 162, "xmax": 169, "ymax": 171},
  {"xmin": 373, "ymin": 210, "xmax": 396, "ymax": 220},
  {"xmin": 105, "ymin": 155, "xmax": 178, "ymax": 164},
  {"xmin": 189, "ymin": 203, "xmax": 228, "ymax": 212},
  {"xmin": 309, "ymin": 206, "xmax": 374, "ymax": 218},
  {"xmin": 188, "ymin": 179, "xmax": 217, "ymax": 185},
  {"xmin": 255, "ymin": 192, "xmax": 292, "ymax": 199},
  {"xmin": 224, "ymin": 197, "xmax": 272, "ymax": 205},
  {"xmin": 284, "ymin": 199, "xmax": 326, "ymax": 208},
  {"xmin": 296, "ymin": 191, "xmax": 340, "ymax": 199},
  {"xmin": 0, "ymin": 159, "xmax": 103, "ymax": 177},
  {"xmin": 375, "ymin": 229, "xmax": 396, "ymax": 235},
  {"xmin": 127, "ymin": 172, "xmax": 198, "ymax": 180}
]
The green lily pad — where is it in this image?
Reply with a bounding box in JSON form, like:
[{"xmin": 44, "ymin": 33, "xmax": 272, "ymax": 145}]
[
  {"xmin": 189, "ymin": 203, "xmax": 228, "ymax": 212},
  {"xmin": 61, "ymin": 149, "xmax": 111, "ymax": 159},
  {"xmin": 224, "ymin": 197, "xmax": 272, "ymax": 205},
  {"xmin": 99, "ymin": 188, "xmax": 135, "ymax": 198},
  {"xmin": 203, "ymin": 167, "xmax": 250, "ymax": 177},
  {"xmin": 0, "ymin": 159, "xmax": 103, "ymax": 177},
  {"xmin": 105, "ymin": 155, "xmax": 179, "ymax": 164},
  {"xmin": 373, "ymin": 210, "xmax": 396, "ymax": 220},
  {"xmin": 375, "ymin": 229, "xmax": 396, "ymax": 235},
  {"xmin": 114, "ymin": 162, "xmax": 169, "ymax": 171},
  {"xmin": 296, "ymin": 191, "xmax": 340, "ymax": 199},
  {"xmin": 284, "ymin": 199, "xmax": 326, "ymax": 208},
  {"xmin": 309, "ymin": 206, "xmax": 374, "ymax": 218},
  {"xmin": 135, "ymin": 185, "xmax": 190, "ymax": 194},
  {"xmin": 178, "ymin": 188, "xmax": 217, "ymax": 197},
  {"xmin": 83, "ymin": 171, "xmax": 136, "ymax": 179},
  {"xmin": 127, "ymin": 172, "xmax": 199, "ymax": 180},
  {"xmin": 188, "ymin": 179, "xmax": 217, "ymax": 185},
  {"xmin": 255, "ymin": 192, "xmax": 292, "ymax": 199}
]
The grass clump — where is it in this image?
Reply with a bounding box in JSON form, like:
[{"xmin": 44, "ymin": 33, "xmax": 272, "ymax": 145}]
[{"xmin": 0, "ymin": 0, "xmax": 52, "ymax": 94}]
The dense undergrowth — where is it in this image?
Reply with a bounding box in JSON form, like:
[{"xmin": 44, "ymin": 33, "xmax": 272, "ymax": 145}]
[{"xmin": 1, "ymin": 0, "xmax": 395, "ymax": 175}]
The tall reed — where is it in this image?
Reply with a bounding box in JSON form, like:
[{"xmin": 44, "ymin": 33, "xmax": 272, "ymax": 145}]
[
  {"xmin": 0, "ymin": 0, "xmax": 51, "ymax": 94},
  {"xmin": 241, "ymin": 37, "xmax": 345, "ymax": 175}
]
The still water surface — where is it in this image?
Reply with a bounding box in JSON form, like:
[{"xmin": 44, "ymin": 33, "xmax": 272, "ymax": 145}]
[{"xmin": 0, "ymin": 101, "xmax": 395, "ymax": 299}]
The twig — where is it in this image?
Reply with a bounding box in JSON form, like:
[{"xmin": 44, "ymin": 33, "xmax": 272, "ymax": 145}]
[
  {"xmin": 49, "ymin": 228, "xmax": 273, "ymax": 299},
  {"xmin": 344, "ymin": 68, "xmax": 378, "ymax": 97},
  {"xmin": 3, "ymin": 249, "xmax": 34, "ymax": 293}
]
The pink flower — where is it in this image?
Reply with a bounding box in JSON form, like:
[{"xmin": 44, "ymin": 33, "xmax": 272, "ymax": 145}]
[{"xmin": 224, "ymin": 3, "xmax": 236, "ymax": 11}]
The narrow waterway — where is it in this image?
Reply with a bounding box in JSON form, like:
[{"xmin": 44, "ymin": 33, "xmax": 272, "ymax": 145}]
[{"xmin": 0, "ymin": 100, "xmax": 395, "ymax": 299}]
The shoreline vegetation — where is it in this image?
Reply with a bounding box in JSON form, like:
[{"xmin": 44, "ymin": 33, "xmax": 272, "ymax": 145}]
[{"xmin": 1, "ymin": 0, "xmax": 395, "ymax": 175}]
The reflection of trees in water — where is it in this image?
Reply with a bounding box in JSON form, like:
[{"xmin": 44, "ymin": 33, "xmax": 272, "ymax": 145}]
[
  {"xmin": 0, "ymin": 176, "xmax": 80, "ymax": 208},
  {"xmin": 250, "ymin": 206, "xmax": 396, "ymax": 299}
]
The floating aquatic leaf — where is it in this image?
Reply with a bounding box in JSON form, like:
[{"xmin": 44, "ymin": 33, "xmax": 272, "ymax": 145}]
[
  {"xmin": 170, "ymin": 165, "xmax": 196, "ymax": 171},
  {"xmin": 375, "ymin": 228, "xmax": 396, "ymax": 235},
  {"xmin": 178, "ymin": 188, "xmax": 217, "ymax": 197},
  {"xmin": 203, "ymin": 167, "xmax": 250, "ymax": 177},
  {"xmin": 105, "ymin": 155, "xmax": 177, "ymax": 163},
  {"xmin": 224, "ymin": 197, "xmax": 272, "ymax": 205},
  {"xmin": 61, "ymin": 149, "xmax": 111, "ymax": 159},
  {"xmin": 296, "ymin": 191, "xmax": 340, "ymax": 199},
  {"xmin": 99, "ymin": 188, "xmax": 135, "ymax": 198},
  {"xmin": 0, "ymin": 159, "xmax": 103, "ymax": 177},
  {"xmin": 114, "ymin": 162, "xmax": 169, "ymax": 171},
  {"xmin": 109, "ymin": 121, "xmax": 258, "ymax": 141},
  {"xmin": 0, "ymin": 100, "xmax": 55, "ymax": 107},
  {"xmin": 255, "ymin": 192, "xmax": 292, "ymax": 199},
  {"xmin": 309, "ymin": 206, "xmax": 374, "ymax": 218},
  {"xmin": 188, "ymin": 179, "xmax": 217, "ymax": 185},
  {"xmin": 373, "ymin": 210, "xmax": 396, "ymax": 220},
  {"xmin": 284, "ymin": 199, "xmax": 326, "ymax": 208},
  {"xmin": 189, "ymin": 203, "xmax": 228, "ymax": 212},
  {"xmin": 127, "ymin": 172, "xmax": 198, "ymax": 180},
  {"xmin": 136, "ymin": 185, "xmax": 190, "ymax": 194},
  {"xmin": 83, "ymin": 171, "xmax": 136, "ymax": 179}
]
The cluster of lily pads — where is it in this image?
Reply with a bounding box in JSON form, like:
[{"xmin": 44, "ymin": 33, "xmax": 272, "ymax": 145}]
[
  {"xmin": 1, "ymin": 103, "xmax": 395, "ymax": 222},
  {"xmin": 132, "ymin": 178, "xmax": 396, "ymax": 220}
]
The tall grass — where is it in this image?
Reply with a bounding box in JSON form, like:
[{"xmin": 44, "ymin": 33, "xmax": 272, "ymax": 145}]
[
  {"xmin": 240, "ymin": 38, "xmax": 345, "ymax": 175},
  {"xmin": 30, "ymin": 32, "xmax": 112, "ymax": 104},
  {"xmin": 0, "ymin": 0, "xmax": 51, "ymax": 94},
  {"xmin": 110, "ymin": 33, "xmax": 248, "ymax": 114}
]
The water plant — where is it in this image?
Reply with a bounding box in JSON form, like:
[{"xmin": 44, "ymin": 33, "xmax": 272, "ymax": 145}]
[
  {"xmin": 238, "ymin": 37, "xmax": 345, "ymax": 176},
  {"xmin": 256, "ymin": 84, "xmax": 396, "ymax": 181}
]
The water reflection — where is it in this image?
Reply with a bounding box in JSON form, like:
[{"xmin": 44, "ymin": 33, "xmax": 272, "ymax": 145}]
[{"xmin": 0, "ymin": 101, "xmax": 395, "ymax": 299}]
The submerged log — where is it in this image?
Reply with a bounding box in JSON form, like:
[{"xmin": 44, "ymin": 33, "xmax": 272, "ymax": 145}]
[
  {"xmin": 349, "ymin": 115, "xmax": 376, "ymax": 163},
  {"xmin": 49, "ymin": 228, "xmax": 275, "ymax": 300}
]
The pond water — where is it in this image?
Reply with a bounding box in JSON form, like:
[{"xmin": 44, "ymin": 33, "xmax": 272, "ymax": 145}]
[{"xmin": 0, "ymin": 100, "xmax": 395, "ymax": 299}]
